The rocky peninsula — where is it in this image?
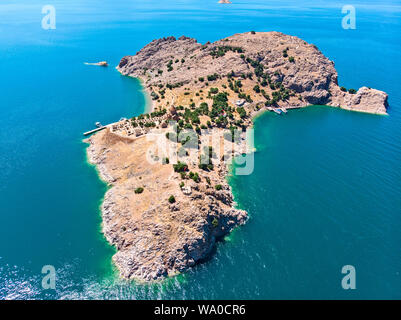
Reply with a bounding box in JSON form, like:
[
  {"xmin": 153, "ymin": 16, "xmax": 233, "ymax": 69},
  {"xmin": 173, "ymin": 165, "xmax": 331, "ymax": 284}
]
[{"xmin": 86, "ymin": 32, "xmax": 388, "ymax": 282}]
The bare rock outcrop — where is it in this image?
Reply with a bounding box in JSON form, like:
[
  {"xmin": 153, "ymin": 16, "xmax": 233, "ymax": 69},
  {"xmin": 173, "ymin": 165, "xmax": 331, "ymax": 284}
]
[{"xmin": 329, "ymin": 86, "xmax": 388, "ymax": 114}]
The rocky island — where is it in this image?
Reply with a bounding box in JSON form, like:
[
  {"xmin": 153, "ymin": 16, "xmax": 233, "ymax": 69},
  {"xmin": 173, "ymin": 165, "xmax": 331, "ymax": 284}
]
[{"xmin": 86, "ymin": 32, "xmax": 388, "ymax": 282}]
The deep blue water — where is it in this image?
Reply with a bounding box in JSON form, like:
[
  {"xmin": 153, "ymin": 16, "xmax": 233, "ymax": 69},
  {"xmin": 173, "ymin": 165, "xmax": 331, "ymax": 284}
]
[{"xmin": 0, "ymin": 0, "xmax": 400, "ymax": 299}]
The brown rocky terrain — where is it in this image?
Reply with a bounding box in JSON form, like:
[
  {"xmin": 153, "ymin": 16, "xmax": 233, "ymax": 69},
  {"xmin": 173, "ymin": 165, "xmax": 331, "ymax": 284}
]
[
  {"xmin": 86, "ymin": 127, "xmax": 248, "ymax": 281},
  {"xmin": 87, "ymin": 31, "xmax": 388, "ymax": 282},
  {"xmin": 118, "ymin": 31, "xmax": 388, "ymax": 115}
]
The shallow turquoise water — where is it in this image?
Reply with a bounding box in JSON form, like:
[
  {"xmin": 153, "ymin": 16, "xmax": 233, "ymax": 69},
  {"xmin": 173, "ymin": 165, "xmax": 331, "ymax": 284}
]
[{"xmin": 0, "ymin": 0, "xmax": 400, "ymax": 299}]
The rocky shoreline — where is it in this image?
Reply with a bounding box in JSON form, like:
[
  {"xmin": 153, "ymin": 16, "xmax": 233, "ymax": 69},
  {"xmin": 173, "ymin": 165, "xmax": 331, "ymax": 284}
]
[
  {"xmin": 86, "ymin": 128, "xmax": 248, "ymax": 281},
  {"xmin": 86, "ymin": 31, "xmax": 388, "ymax": 282}
]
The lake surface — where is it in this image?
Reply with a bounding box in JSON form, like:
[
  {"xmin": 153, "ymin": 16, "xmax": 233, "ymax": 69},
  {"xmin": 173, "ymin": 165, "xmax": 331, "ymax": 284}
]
[{"xmin": 0, "ymin": 0, "xmax": 400, "ymax": 299}]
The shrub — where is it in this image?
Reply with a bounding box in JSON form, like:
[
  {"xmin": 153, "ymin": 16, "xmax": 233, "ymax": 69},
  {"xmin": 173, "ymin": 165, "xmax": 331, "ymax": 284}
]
[
  {"xmin": 253, "ymin": 85, "xmax": 260, "ymax": 93},
  {"xmin": 348, "ymin": 88, "xmax": 357, "ymax": 94},
  {"xmin": 210, "ymin": 46, "xmax": 243, "ymax": 58},
  {"xmin": 134, "ymin": 187, "xmax": 144, "ymax": 194},
  {"xmin": 340, "ymin": 86, "xmax": 347, "ymax": 92},
  {"xmin": 209, "ymin": 87, "xmax": 219, "ymax": 95},
  {"xmin": 251, "ymin": 31, "xmax": 256, "ymax": 35},
  {"xmin": 189, "ymin": 171, "xmax": 200, "ymax": 183},
  {"xmin": 289, "ymin": 56, "xmax": 295, "ymax": 63},
  {"xmin": 173, "ymin": 161, "xmax": 188, "ymax": 172},
  {"xmin": 162, "ymin": 157, "xmax": 169, "ymax": 164},
  {"xmin": 150, "ymin": 91, "xmax": 159, "ymax": 100},
  {"xmin": 207, "ymin": 73, "xmax": 218, "ymax": 81},
  {"xmin": 237, "ymin": 107, "xmax": 247, "ymax": 119},
  {"xmin": 168, "ymin": 195, "xmax": 176, "ymax": 204},
  {"xmin": 212, "ymin": 218, "xmax": 219, "ymax": 228},
  {"xmin": 215, "ymin": 184, "xmax": 222, "ymax": 190}
]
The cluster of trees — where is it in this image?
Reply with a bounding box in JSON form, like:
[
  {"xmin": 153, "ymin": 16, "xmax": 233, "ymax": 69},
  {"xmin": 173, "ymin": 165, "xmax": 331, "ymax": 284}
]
[
  {"xmin": 131, "ymin": 110, "xmax": 162, "ymax": 128},
  {"xmin": 207, "ymin": 73, "xmax": 219, "ymax": 81},
  {"xmin": 158, "ymin": 88, "xmax": 166, "ymax": 97},
  {"xmin": 143, "ymin": 122, "xmax": 156, "ymax": 128},
  {"xmin": 236, "ymin": 107, "xmax": 247, "ymax": 119},
  {"xmin": 246, "ymin": 57, "xmax": 265, "ymax": 78},
  {"xmin": 188, "ymin": 171, "xmax": 200, "ymax": 183},
  {"xmin": 341, "ymin": 87, "xmax": 357, "ymax": 94},
  {"xmin": 209, "ymin": 87, "xmax": 219, "ymax": 95},
  {"xmin": 198, "ymin": 102, "xmax": 209, "ymax": 115},
  {"xmin": 282, "ymin": 47, "xmax": 295, "ymax": 63},
  {"xmin": 210, "ymin": 45, "xmax": 244, "ymax": 58},
  {"xmin": 167, "ymin": 60, "xmax": 173, "ymax": 72},
  {"xmin": 150, "ymin": 91, "xmax": 159, "ymax": 100},
  {"xmin": 238, "ymin": 92, "xmax": 253, "ymax": 103},
  {"xmin": 264, "ymin": 84, "xmax": 293, "ymax": 105},
  {"xmin": 228, "ymin": 79, "xmax": 242, "ymax": 93},
  {"xmin": 243, "ymin": 58, "xmax": 296, "ymax": 105},
  {"xmin": 209, "ymin": 92, "xmax": 231, "ymax": 127},
  {"xmin": 166, "ymin": 82, "xmax": 184, "ymax": 90},
  {"xmin": 173, "ymin": 161, "xmax": 188, "ymax": 173},
  {"xmin": 150, "ymin": 108, "xmax": 167, "ymax": 118},
  {"xmin": 183, "ymin": 108, "xmax": 200, "ymax": 125}
]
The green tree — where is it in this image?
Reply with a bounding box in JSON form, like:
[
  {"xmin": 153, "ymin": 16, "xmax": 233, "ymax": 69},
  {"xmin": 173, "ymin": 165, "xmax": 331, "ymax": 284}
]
[{"xmin": 134, "ymin": 187, "xmax": 144, "ymax": 194}]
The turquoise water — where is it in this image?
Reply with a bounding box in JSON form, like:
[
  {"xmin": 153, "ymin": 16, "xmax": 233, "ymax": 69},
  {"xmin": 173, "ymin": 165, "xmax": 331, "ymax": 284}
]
[{"xmin": 0, "ymin": 0, "xmax": 400, "ymax": 299}]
